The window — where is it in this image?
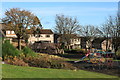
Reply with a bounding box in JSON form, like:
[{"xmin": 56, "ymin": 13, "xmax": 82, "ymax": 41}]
[
  {"xmin": 30, "ymin": 34, "xmax": 33, "ymax": 37},
  {"xmin": 7, "ymin": 31, "xmax": 10, "ymax": 34},
  {"xmin": 11, "ymin": 31, "xmax": 14, "ymax": 34},
  {"xmin": 46, "ymin": 35, "xmax": 50, "ymax": 37},
  {"xmin": 35, "ymin": 34, "xmax": 39, "ymax": 38},
  {"xmin": 74, "ymin": 39, "xmax": 77, "ymax": 41},
  {"xmin": 40, "ymin": 35, "xmax": 43, "ymax": 37}
]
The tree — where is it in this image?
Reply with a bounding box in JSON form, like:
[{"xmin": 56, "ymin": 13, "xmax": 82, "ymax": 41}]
[
  {"xmin": 23, "ymin": 34, "xmax": 30, "ymax": 46},
  {"xmin": 78, "ymin": 25, "xmax": 102, "ymax": 49},
  {"xmin": 100, "ymin": 16, "xmax": 114, "ymax": 51},
  {"xmin": 101, "ymin": 14, "xmax": 120, "ymax": 52},
  {"xmin": 2, "ymin": 8, "xmax": 42, "ymax": 50},
  {"xmin": 54, "ymin": 14, "xmax": 80, "ymax": 49}
]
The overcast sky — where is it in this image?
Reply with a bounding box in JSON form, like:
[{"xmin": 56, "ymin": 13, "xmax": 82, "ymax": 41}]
[{"xmin": 1, "ymin": 2, "xmax": 118, "ymax": 29}]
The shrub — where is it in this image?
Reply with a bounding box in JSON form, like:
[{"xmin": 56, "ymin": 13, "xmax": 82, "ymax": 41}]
[
  {"xmin": 37, "ymin": 53, "xmax": 65, "ymax": 60},
  {"xmin": 64, "ymin": 49, "xmax": 87, "ymax": 54},
  {"xmin": 4, "ymin": 56, "xmax": 28, "ymax": 66},
  {"xmin": 22, "ymin": 46, "xmax": 36, "ymax": 57},
  {"xmin": 49, "ymin": 58, "xmax": 76, "ymax": 70},
  {"xmin": 2, "ymin": 40, "xmax": 20, "ymax": 58},
  {"xmin": 116, "ymin": 49, "xmax": 120, "ymax": 59},
  {"xmin": 4, "ymin": 53, "xmax": 76, "ymax": 70},
  {"xmin": 23, "ymin": 54, "xmax": 76, "ymax": 70}
]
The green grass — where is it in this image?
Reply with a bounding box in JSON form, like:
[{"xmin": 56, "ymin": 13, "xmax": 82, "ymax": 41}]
[
  {"xmin": 65, "ymin": 58, "xmax": 89, "ymax": 61},
  {"xmin": 113, "ymin": 59, "xmax": 120, "ymax": 61},
  {"xmin": 2, "ymin": 64, "xmax": 119, "ymax": 78}
]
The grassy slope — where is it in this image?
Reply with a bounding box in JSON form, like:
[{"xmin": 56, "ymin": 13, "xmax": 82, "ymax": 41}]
[{"xmin": 2, "ymin": 64, "xmax": 118, "ymax": 78}]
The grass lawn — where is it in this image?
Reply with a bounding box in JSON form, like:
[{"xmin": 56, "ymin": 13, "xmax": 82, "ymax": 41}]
[
  {"xmin": 65, "ymin": 58, "xmax": 89, "ymax": 61},
  {"xmin": 113, "ymin": 59, "xmax": 120, "ymax": 61},
  {"xmin": 2, "ymin": 64, "xmax": 119, "ymax": 78}
]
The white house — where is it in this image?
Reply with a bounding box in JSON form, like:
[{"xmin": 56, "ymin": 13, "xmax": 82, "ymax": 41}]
[
  {"xmin": 28, "ymin": 29, "xmax": 54, "ymax": 44},
  {"xmin": 0, "ymin": 23, "xmax": 54, "ymax": 44}
]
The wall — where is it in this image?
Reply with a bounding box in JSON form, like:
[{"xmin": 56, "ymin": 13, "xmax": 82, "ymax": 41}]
[
  {"xmin": 6, "ymin": 31, "xmax": 17, "ymax": 38},
  {"xmin": 102, "ymin": 39, "xmax": 112, "ymax": 51},
  {"xmin": 28, "ymin": 34, "xmax": 54, "ymax": 44}
]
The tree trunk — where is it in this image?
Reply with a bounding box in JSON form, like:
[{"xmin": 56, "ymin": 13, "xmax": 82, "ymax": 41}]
[
  {"xmin": 18, "ymin": 37, "xmax": 21, "ymax": 50},
  {"xmin": 106, "ymin": 38, "xmax": 108, "ymax": 51}
]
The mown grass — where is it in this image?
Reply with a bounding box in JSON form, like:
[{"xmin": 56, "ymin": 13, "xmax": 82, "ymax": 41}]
[
  {"xmin": 65, "ymin": 58, "xmax": 89, "ymax": 61},
  {"xmin": 2, "ymin": 64, "xmax": 119, "ymax": 78}
]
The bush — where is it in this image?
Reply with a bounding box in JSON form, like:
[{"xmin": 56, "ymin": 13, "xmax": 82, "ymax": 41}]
[
  {"xmin": 116, "ymin": 49, "xmax": 120, "ymax": 59},
  {"xmin": 23, "ymin": 54, "xmax": 76, "ymax": 70},
  {"xmin": 22, "ymin": 46, "xmax": 36, "ymax": 57},
  {"xmin": 2, "ymin": 40, "xmax": 20, "ymax": 58},
  {"xmin": 64, "ymin": 49, "xmax": 87, "ymax": 54},
  {"xmin": 4, "ymin": 56, "xmax": 28, "ymax": 66},
  {"xmin": 4, "ymin": 53, "xmax": 76, "ymax": 70}
]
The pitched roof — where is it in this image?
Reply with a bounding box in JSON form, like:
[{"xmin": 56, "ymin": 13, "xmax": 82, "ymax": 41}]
[
  {"xmin": 27, "ymin": 29, "xmax": 53, "ymax": 34},
  {"xmin": 55, "ymin": 34, "xmax": 80, "ymax": 38},
  {"xmin": 0, "ymin": 23, "xmax": 12, "ymax": 30},
  {"xmin": 0, "ymin": 23, "xmax": 53, "ymax": 34},
  {"xmin": 39, "ymin": 29, "xmax": 53, "ymax": 34}
]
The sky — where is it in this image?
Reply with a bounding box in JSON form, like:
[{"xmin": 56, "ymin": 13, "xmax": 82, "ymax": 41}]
[{"xmin": 1, "ymin": 2, "xmax": 119, "ymax": 29}]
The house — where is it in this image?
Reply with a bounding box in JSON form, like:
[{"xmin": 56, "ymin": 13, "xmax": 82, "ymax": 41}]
[
  {"xmin": 0, "ymin": 23, "xmax": 54, "ymax": 44},
  {"xmin": 0, "ymin": 23, "xmax": 6, "ymax": 38},
  {"xmin": 101, "ymin": 39, "xmax": 113, "ymax": 51},
  {"xmin": 54, "ymin": 34, "xmax": 81, "ymax": 49},
  {"xmin": 0, "ymin": 23, "xmax": 18, "ymax": 43},
  {"xmin": 92, "ymin": 37, "xmax": 105, "ymax": 49},
  {"xmin": 70, "ymin": 36, "xmax": 81, "ymax": 49},
  {"xmin": 0, "ymin": 23, "xmax": 113, "ymax": 51},
  {"xmin": 28, "ymin": 29, "xmax": 54, "ymax": 44},
  {"xmin": 80, "ymin": 37, "xmax": 113, "ymax": 51}
]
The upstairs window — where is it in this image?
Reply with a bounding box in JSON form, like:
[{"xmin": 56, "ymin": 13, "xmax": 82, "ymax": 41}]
[
  {"xmin": 46, "ymin": 35, "xmax": 50, "ymax": 37},
  {"xmin": 38, "ymin": 35, "xmax": 41, "ymax": 37},
  {"xmin": 40, "ymin": 35, "xmax": 43, "ymax": 37},
  {"xmin": 11, "ymin": 31, "xmax": 14, "ymax": 34},
  {"xmin": 7, "ymin": 31, "xmax": 10, "ymax": 34},
  {"xmin": 35, "ymin": 34, "xmax": 40, "ymax": 38}
]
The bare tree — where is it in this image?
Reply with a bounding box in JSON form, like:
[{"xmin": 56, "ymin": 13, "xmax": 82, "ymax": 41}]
[
  {"xmin": 100, "ymin": 12, "xmax": 120, "ymax": 52},
  {"xmin": 2, "ymin": 8, "xmax": 42, "ymax": 50},
  {"xmin": 78, "ymin": 25, "xmax": 102, "ymax": 49},
  {"xmin": 54, "ymin": 14, "xmax": 80, "ymax": 49},
  {"xmin": 100, "ymin": 16, "xmax": 114, "ymax": 51},
  {"xmin": 104, "ymin": 14, "xmax": 120, "ymax": 52}
]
